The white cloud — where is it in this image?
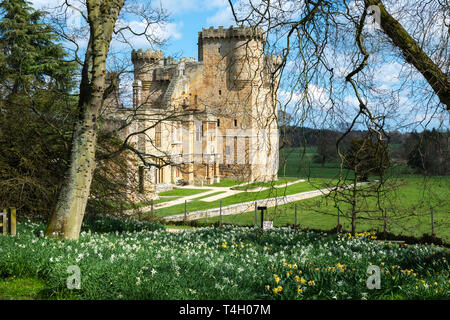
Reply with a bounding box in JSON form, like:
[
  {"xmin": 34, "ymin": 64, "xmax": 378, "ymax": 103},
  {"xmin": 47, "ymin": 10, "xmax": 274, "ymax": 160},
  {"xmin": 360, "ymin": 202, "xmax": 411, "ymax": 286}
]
[
  {"xmin": 206, "ymin": 7, "xmax": 236, "ymax": 27},
  {"xmin": 373, "ymin": 61, "xmax": 402, "ymax": 84},
  {"xmin": 112, "ymin": 19, "xmax": 183, "ymax": 50},
  {"xmin": 155, "ymin": 0, "xmax": 228, "ymax": 15},
  {"xmin": 31, "ymin": 0, "xmax": 64, "ymax": 9}
]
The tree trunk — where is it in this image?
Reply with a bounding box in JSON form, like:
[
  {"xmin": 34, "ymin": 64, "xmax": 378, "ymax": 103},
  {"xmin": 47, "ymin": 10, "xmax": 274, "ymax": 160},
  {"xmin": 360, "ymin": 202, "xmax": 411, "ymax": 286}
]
[
  {"xmin": 46, "ymin": 0, "xmax": 124, "ymax": 240},
  {"xmin": 46, "ymin": 107, "xmax": 98, "ymax": 239},
  {"xmin": 365, "ymin": 0, "xmax": 450, "ymax": 110}
]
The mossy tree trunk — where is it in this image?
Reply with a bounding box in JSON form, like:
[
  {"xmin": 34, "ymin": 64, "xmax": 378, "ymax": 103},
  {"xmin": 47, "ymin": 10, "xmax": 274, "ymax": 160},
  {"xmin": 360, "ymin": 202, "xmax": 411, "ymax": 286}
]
[
  {"xmin": 46, "ymin": 0, "xmax": 125, "ymax": 240},
  {"xmin": 365, "ymin": 0, "xmax": 450, "ymax": 110}
]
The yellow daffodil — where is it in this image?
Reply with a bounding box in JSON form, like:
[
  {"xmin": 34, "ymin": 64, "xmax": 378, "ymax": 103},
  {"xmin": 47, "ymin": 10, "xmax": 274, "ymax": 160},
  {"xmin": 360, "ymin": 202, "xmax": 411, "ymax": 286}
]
[{"xmin": 274, "ymin": 274, "xmax": 280, "ymax": 283}]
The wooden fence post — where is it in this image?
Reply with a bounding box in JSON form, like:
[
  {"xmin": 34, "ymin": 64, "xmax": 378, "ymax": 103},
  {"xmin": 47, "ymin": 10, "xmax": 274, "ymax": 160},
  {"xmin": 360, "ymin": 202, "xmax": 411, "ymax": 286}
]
[
  {"xmin": 260, "ymin": 208, "xmax": 264, "ymax": 229},
  {"xmin": 8, "ymin": 208, "xmax": 16, "ymax": 236},
  {"xmin": 184, "ymin": 200, "xmax": 187, "ymax": 221},
  {"xmin": 383, "ymin": 207, "xmax": 387, "ymax": 238},
  {"xmin": 1, "ymin": 209, "xmax": 6, "ymax": 235}
]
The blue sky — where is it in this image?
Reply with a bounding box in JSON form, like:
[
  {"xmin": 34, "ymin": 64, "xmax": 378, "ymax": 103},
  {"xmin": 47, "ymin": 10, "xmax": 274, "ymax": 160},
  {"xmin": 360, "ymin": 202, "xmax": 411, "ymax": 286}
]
[
  {"xmin": 29, "ymin": 0, "xmax": 447, "ymax": 132},
  {"xmin": 164, "ymin": 1, "xmax": 236, "ymax": 59},
  {"xmin": 31, "ymin": 0, "xmax": 237, "ymax": 61}
]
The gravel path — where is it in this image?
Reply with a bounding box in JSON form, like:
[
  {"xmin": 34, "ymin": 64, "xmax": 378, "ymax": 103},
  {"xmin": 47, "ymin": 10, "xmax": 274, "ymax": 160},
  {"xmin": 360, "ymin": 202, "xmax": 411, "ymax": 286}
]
[{"xmin": 124, "ymin": 179, "xmax": 305, "ymax": 215}]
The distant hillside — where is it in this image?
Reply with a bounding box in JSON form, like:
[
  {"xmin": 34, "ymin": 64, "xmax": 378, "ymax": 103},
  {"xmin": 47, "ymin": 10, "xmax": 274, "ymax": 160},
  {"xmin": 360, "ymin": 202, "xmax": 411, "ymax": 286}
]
[{"xmin": 279, "ymin": 126, "xmax": 367, "ymax": 148}]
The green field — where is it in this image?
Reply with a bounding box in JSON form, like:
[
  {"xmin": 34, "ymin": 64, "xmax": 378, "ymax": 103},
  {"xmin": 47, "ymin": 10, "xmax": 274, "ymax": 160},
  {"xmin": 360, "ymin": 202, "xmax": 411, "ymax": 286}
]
[
  {"xmin": 278, "ymin": 147, "xmax": 413, "ymax": 179},
  {"xmin": 0, "ymin": 277, "xmax": 45, "ymax": 300},
  {"xmin": 190, "ymin": 147, "xmax": 450, "ymax": 243},
  {"xmin": 231, "ymin": 177, "xmax": 300, "ymax": 190},
  {"xmin": 207, "ymin": 179, "xmax": 243, "ymax": 187},
  {"xmin": 157, "ymin": 188, "xmax": 211, "ymax": 197},
  {"xmin": 278, "ymin": 147, "xmax": 345, "ymax": 179},
  {"xmin": 199, "ymin": 176, "xmax": 449, "ymax": 242},
  {"xmin": 147, "ymin": 147, "xmax": 449, "ymax": 243},
  {"xmin": 151, "ymin": 180, "xmax": 327, "ymax": 218}
]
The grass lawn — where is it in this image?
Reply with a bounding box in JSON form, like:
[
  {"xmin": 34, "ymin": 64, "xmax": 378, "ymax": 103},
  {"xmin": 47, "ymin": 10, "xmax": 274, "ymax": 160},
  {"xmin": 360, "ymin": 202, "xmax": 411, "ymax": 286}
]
[
  {"xmin": 199, "ymin": 176, "xmax": 450, "ymax": 242},
  {"xmin": 278, "ymin": 147, "xmax": 413, "ymax": 180},
  {"xmin": 206, "ymin": 179, "xmax": 244, "ymax": 187},
  {"xmin": 0, "ymin": 277, "xmax": 45, "ymax": 300},
  {"xmin": 231, "ymin": 177, "xmax": 300, "ymax": 190},
  {"xmin": 150, "ymin": 179, "xmax": 329, "ymax": 218},
  {"xmin": 164, "ymin": 224, "xmax": 194, "ymax": 230},
  {"xmin": 193, "ymin": 191, "xmax": 226, "ymax": 200},
  {"xmin": 157, "ymin": 188, "xmax": 211, "ymax": 197},
  {"xmin": 154, "ymin": 196, "xmax": 181, "ymax": 204}
]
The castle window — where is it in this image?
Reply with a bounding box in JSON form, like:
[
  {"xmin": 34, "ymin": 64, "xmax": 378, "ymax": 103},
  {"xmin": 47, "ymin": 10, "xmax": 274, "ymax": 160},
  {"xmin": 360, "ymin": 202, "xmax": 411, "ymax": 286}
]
[
  {"xmin": 233, "ymin": 136, "xmax": 237, "ymax": 164},
  {"xmin": 172, "ymin": 124, "xmax": 181, "ymax": 142},
  {"xmin": 155, "ymin": 123, "xmax": 162, "ymax": 147},
  {"xmin": 195, "ymin": 123, "xmax": 201, "ymax": 141},
  {"xmin": 194, "ymin": 95, "xmax": 198, "ymax": 105},
  {"xmin": 217, "ymin": 119, "xmax": 220, "ymax": 127},
  {"xmin": 219, "ymin": 90, "xmax": 222, "ymax": 95},
  {"xmin": 234, "ymin": 119, "xmax": 237, "ymax": 127}
]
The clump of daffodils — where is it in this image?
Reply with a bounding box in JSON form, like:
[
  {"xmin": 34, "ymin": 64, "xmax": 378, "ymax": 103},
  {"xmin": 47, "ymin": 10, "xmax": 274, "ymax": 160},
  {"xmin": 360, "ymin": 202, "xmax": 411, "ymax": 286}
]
[
  {"xmin": 272, "ymin": 285, "xmax": 283, "ymax": 294},
  {"xmin": 345, "ymin": 232, "xmax": 377, "ymax": 239},
  {"xmin": 273, "ymin": 274, "xmax": 281, "ymax": 283}
]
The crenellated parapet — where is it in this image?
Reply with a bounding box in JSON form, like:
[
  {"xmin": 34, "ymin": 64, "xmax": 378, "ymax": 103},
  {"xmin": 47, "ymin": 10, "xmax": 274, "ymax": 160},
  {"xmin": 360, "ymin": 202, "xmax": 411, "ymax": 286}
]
[
  {"xmin": 131, "ymin": 49, "xmax": 164, "ymax": 64},
  {"xmin": 199, "ymin": 26, "xmax": 265, "ymax": 41}
]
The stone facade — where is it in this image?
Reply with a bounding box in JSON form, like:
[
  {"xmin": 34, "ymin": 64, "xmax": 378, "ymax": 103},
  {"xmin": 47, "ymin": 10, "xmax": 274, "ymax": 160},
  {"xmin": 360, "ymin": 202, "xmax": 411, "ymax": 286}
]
[{"xmin": 106, "ymin": 26, "xmax": 281, "ymax": 195}]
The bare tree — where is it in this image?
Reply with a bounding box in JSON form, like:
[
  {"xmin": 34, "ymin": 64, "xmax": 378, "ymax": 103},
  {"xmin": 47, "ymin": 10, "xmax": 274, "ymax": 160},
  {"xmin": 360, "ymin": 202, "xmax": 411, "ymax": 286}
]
[
  {"xmin": 226, "ymin": 0, "xmax": 449, "ymax": 235},
  {"xmin": 45, "ymin": 0, "xmax": 178, "ymax": 240}
]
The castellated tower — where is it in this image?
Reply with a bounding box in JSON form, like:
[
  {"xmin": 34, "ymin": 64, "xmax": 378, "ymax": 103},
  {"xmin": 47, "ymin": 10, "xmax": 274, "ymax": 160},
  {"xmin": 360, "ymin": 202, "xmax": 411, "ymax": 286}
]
[
  {"xmin": 197, "ymin": 26, "xmax": 281, "ymax": 182},
  {"xmin": 110, "ymin": 26, "xmax": 281, "ymax": 194}
]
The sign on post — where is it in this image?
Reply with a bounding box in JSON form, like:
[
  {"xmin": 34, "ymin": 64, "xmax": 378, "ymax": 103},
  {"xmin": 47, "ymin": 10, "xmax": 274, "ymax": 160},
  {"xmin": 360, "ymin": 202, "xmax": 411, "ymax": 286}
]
[
  {"xmin": 263, "ymin": 221, "xmax": 273, "ymax": 231},
  {"xmin": 257, "ymin": 206, "xmax": 268, "ymax": 230}
]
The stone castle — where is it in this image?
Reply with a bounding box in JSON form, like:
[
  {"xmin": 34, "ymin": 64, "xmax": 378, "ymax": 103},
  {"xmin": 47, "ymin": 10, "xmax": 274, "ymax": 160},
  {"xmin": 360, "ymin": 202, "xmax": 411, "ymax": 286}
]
[{"xmin": 106, "ymin": 26, "xmax": 281, "ymax": 195}]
